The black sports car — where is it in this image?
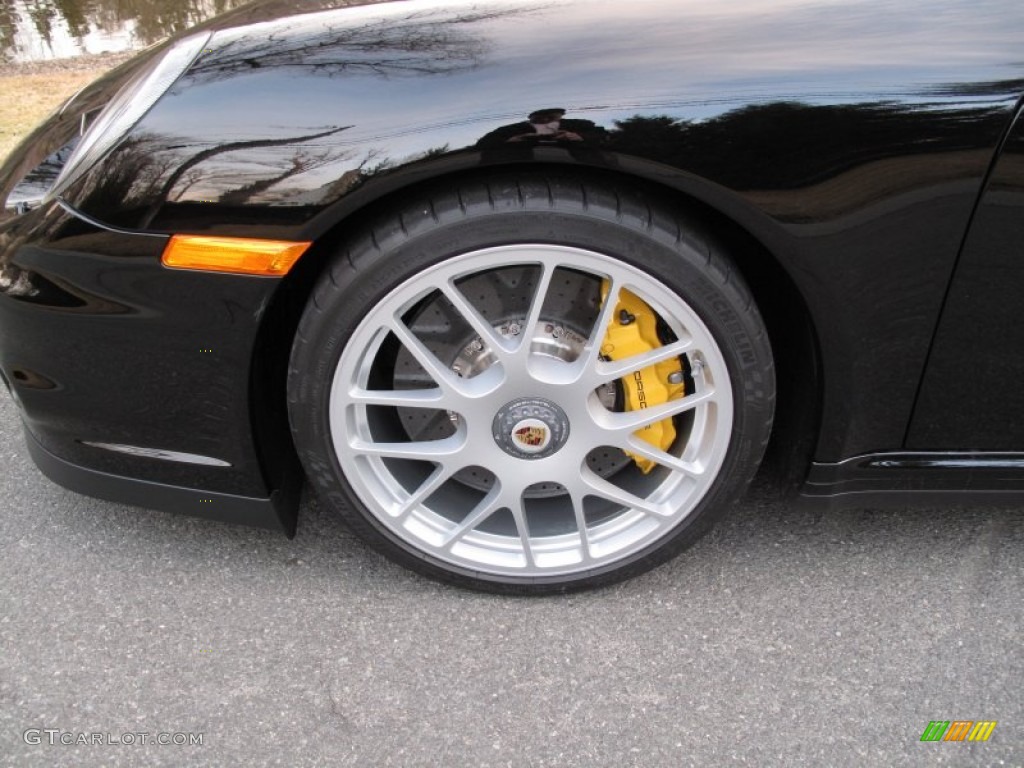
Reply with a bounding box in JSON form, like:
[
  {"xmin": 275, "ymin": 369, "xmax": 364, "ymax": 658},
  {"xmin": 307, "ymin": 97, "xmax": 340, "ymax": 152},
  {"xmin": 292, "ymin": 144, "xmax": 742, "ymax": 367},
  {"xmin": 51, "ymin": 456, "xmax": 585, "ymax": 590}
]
[{"xmin": 1, "ymin": 0, "xmax": 1021, "ymax": 592}]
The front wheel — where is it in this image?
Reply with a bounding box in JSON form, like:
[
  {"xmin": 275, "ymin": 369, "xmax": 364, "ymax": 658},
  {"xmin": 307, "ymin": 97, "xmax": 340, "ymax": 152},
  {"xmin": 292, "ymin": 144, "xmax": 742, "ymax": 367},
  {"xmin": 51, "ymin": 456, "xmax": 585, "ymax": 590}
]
[{"xmin": 287, "ymin": 174, "xmax": 774, "ymax": 593}]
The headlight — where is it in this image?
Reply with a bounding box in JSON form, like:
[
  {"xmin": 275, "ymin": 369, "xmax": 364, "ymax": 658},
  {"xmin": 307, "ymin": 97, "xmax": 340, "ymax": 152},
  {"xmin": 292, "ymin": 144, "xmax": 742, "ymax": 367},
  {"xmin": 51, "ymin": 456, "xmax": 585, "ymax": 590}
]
[{"xmin": 49, "ymin": 31, "xmax": 212, "ymax": 200}]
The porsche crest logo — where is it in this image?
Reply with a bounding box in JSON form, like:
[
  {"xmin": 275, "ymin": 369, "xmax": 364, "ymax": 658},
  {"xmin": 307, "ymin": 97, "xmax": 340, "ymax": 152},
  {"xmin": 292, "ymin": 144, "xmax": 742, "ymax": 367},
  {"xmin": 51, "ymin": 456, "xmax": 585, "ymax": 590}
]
[{"xmin": 514, "ymin": 425, "xmax": 548, "ymax": 447}]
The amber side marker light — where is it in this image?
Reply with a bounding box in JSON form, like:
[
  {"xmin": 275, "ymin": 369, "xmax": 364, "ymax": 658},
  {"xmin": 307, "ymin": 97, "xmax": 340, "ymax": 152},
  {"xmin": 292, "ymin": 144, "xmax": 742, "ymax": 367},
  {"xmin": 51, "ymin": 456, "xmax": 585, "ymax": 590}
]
[{"xmin": 161, "ymin": 235, "xmax": 311, "ymax": 276}]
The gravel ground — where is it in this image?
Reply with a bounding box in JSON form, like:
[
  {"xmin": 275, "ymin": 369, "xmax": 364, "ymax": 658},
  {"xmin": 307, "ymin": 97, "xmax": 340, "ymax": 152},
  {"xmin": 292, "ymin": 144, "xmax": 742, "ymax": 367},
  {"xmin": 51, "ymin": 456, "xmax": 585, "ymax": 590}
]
[{"xmin": 0, "ymin": 391, "xmax": 1021, "ymax": 767}]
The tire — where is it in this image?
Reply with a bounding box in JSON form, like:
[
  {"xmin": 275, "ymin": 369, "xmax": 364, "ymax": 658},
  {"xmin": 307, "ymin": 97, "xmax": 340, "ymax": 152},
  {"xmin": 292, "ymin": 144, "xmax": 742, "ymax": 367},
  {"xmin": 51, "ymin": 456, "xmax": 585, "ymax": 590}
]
[{"xmin": 287, "ymin": 172, "xmax": 774, "ymax": 593}]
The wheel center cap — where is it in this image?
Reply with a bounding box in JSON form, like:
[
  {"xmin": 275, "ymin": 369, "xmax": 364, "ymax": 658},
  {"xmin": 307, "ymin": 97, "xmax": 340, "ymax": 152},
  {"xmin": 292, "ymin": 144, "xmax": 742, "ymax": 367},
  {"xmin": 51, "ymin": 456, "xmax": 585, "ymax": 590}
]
[{"xmin": 492, "ymin": 398, "xmax": 569, "ymax": 459}]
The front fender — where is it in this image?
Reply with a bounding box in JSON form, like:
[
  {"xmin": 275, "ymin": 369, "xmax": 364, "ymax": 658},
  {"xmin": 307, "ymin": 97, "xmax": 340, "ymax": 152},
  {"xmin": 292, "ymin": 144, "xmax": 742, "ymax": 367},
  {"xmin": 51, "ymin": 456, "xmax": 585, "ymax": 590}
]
[{"xmin": 54, "ymin": 0, "xmax": 1024, "ymax": 461}]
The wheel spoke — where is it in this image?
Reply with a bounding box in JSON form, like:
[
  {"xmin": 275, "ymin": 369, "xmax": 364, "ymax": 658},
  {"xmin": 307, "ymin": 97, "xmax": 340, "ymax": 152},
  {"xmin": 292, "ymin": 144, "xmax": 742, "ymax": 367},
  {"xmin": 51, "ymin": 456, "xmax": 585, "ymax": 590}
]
[
  {"xmin": 440, "ymin": 280, "xmax": 515, "ymax": 359},
  {"xmin": 516, "ymin": 261, "xmax": 557, "ymax": 355},
  {"xmin": 509, "ymin": 497, "xmax": 536, "ymax": 568},
  {"xmin": 614, "ymin": 437, "xmax": 706, "ymax": 479},
  {"xmin": 442, "ymin": 483, "xmax": 504, "ymax": 547},
  {"xmin": 577, "ymin": 275, "xmax": 623, "ymax": 370},
  {"xmin": 393, "ymin": 463, "xmax": 453, "ymax": 519},
  {"xmin": 567, "ymin": 488, "xmax": 595, "ymax": 563},
  {"xmin": 350, "ymin": 434, "xmax": 465, "ymax": 460},
  {"xmin": 388, "ymin": 316, "xmax": 465, "ymax": 393},
  {"xmin": 579, "ymin": 467, "xmax": 672, "ymax": 518},
  {"xmin": 348, "ymin": 386, "xmax": 446, "ymax": 408},
  {"xmin": 600, "ymin": 388, "xmax": 716, "ymax": 434},
  {"xmin": 590, "ymin": 338, "xmax": 694, "ymax": 385}
]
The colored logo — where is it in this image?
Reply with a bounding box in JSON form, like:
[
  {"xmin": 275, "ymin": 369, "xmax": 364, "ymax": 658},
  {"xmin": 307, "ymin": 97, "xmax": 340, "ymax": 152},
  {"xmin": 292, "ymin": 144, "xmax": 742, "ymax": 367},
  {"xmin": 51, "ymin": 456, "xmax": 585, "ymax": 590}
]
[
  {"xmin": 514, "ymin": 426, "xmax": 547, "ymax": 447},
  {"xmin": 510, "ymin": 418, "xmax": 552, "ymax": 454},
  {"xmin": 920, "ymin": 721, "xmax": 997, "ymax": 742}
]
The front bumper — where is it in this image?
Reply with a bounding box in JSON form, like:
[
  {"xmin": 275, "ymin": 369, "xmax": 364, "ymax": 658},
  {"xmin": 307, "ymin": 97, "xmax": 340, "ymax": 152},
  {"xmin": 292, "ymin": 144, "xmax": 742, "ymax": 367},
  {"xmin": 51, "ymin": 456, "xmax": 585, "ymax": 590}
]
[{"xmin": 0, "ymin": 199, "xmax": 299, "ymax": 534}]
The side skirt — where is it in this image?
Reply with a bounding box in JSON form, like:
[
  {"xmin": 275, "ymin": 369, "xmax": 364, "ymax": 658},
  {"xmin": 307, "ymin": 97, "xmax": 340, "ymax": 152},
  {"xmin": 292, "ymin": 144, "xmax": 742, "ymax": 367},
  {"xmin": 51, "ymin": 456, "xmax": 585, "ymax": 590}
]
[{"xmin": 800, "ymin": 452, "xmax": 1024, "ymax": 509}]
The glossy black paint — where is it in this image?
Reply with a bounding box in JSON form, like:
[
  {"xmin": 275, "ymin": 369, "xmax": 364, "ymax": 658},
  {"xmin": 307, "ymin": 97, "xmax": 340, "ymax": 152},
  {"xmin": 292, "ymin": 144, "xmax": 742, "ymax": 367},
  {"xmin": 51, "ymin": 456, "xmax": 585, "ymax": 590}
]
[
  {"xmin": 1, "ymin": 0, "xmax": 1023, "ymax": 527},
  {"xmin": 909, "ymin": 100, "xmax": 1024, "ymax": 450},
  {"xmin": 0, "ymin": 199, "xmax": 294, "ymax": 527}
]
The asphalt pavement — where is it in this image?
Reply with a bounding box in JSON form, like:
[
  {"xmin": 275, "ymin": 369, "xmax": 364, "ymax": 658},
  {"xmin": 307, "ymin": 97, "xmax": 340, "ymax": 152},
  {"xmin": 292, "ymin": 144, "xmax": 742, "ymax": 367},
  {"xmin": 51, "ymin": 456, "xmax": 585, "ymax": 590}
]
[{"xmin": 1, "ymin": 391, "xmax": 1021, "ymax": 767}]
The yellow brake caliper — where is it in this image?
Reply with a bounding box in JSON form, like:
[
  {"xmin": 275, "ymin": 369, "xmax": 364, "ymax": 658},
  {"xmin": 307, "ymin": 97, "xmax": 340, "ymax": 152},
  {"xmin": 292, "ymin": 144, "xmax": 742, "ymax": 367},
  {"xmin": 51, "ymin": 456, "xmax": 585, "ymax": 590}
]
[{"xmin": 600, "ymin": 282, "xmax": 685, "ymax": 473}]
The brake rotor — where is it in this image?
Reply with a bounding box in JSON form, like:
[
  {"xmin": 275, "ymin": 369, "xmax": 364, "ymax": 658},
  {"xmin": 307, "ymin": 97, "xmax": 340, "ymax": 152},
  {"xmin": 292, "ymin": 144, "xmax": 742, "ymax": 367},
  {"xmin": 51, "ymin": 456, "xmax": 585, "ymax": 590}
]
[
  {"xmin": 397, "ymin": 317, "xmax": 626, "ymax": 495},
  {"xmin": 391, "ymin": 265, "xmax": 632, "ymax": 495},
  {"xmin": 389, "ymin": 266, "xmax": 686, "ymax": 493}
]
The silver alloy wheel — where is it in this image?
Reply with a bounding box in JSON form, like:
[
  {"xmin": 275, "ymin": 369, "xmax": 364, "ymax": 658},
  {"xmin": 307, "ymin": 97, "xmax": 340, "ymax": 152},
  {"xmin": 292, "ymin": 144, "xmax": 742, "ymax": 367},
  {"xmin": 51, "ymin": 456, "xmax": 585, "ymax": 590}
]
[{"xmin": 328, "ymin": 244, "xmax": 734, "ymax": 577}]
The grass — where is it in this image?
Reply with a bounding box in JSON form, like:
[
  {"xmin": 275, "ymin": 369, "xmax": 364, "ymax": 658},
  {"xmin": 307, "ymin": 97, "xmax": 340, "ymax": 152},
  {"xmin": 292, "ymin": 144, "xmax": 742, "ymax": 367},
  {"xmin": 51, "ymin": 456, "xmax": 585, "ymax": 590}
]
[{"xmin": 0, "ymin": 70, "xmax": 105, "ymax": 165}]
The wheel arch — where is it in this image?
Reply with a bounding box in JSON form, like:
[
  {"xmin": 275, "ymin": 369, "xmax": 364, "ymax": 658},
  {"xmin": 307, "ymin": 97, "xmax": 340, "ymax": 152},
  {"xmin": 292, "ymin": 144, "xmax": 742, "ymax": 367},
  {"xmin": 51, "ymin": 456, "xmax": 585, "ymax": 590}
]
[{"xmin": 250, "ymin": 160, "xmax": 823, "ymax": 502}]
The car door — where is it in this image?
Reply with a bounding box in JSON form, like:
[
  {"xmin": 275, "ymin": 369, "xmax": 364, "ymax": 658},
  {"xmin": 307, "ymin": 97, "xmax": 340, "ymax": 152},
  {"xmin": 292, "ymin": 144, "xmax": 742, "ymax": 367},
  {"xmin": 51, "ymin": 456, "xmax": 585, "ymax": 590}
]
[{"xmin": 908, "ymin": 100, "xmax": 1024, "ymax": 451}]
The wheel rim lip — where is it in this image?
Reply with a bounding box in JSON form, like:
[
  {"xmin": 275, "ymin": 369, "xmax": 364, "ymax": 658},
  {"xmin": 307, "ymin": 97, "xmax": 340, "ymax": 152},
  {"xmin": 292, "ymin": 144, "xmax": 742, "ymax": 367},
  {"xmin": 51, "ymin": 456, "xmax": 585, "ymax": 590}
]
[{"xmin": 328, "ymin": 244, "xmax": 734, "ymax": 579}]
